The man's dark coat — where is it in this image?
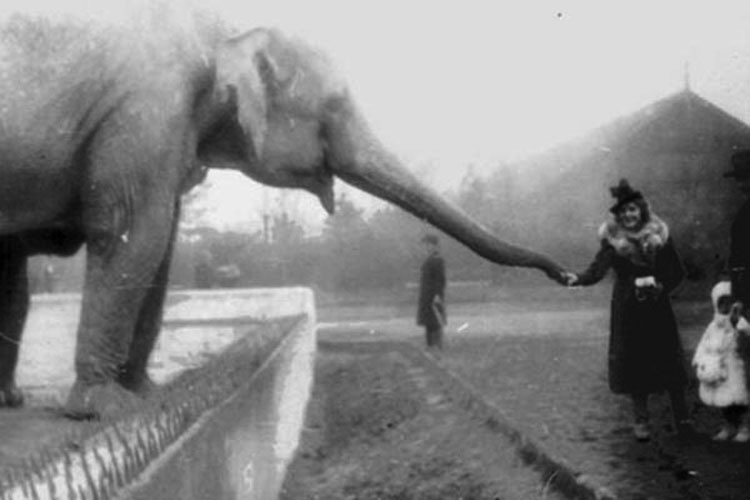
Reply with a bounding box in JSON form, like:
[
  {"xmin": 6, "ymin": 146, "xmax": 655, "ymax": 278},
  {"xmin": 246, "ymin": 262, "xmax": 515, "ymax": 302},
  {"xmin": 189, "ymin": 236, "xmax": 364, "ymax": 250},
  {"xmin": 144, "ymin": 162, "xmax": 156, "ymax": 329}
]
[
  {"xmin": 417, "ymin": 252, "xmax": 446, "ymax": 330},
  {"xmin": 729, "ymin": 198, "xmax": 750, "ymax": 390},
  {"xmin": 730, "ymin": 199, "xmax": 750, "ymax": 307}
]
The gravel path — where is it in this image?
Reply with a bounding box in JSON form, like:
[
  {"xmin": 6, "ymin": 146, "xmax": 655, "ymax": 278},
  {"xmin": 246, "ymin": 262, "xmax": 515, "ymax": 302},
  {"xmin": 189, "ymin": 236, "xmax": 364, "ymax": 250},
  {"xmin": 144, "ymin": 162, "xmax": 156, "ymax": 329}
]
[{"xmin": 281, "ymin": 340, "xmax": 569, "ymax": 500}]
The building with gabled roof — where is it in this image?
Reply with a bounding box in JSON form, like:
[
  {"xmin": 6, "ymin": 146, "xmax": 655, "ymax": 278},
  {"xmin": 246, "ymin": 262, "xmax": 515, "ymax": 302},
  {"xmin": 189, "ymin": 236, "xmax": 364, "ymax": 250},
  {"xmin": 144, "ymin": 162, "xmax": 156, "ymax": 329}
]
[{"xmin": 515, "ymin": 88, "xmax": 750, "ymax": 285}]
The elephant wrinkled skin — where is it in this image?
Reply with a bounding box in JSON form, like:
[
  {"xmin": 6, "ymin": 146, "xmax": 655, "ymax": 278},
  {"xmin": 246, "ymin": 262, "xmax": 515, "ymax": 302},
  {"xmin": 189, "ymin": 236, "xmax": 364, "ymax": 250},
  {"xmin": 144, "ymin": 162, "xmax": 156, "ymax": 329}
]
[{"xmin": 0, "ymin": 7, "xmax": 565, "ymax": 418}]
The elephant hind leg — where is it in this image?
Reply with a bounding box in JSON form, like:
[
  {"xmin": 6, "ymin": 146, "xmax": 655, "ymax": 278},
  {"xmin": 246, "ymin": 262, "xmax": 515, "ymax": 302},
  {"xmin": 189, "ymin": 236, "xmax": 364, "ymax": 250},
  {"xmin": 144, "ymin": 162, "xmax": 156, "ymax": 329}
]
[{"xmin": 0, "ymin": 236, "xmax": 29, "ymax": 407}]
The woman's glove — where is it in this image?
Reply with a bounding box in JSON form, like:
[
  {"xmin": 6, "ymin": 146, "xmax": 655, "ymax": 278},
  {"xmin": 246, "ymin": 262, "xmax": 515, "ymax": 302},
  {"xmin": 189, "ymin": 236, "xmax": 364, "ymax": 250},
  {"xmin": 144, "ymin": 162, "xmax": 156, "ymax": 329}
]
[{"xmin": 635, "ymin": 276, "xmax": 663, "ymax": 301}]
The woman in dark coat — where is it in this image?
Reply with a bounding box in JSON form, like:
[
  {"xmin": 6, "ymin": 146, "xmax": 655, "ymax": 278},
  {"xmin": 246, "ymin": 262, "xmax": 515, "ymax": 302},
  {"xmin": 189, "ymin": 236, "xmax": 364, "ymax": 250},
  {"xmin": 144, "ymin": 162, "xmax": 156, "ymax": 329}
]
[{"xmin": 566, "ymin": 179, "xmax": 689, "ymax": 441}]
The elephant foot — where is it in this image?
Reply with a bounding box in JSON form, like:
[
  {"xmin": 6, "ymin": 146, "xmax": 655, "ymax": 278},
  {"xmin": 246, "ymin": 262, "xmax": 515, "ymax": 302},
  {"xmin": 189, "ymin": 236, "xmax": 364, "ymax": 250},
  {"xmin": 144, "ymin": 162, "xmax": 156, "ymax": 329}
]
[
  {"xmin": 118, "ymin": 371, "xmax": 158, "ymax": 398},
  {"xmin": 0, "ymin": 382, "xmax": 24, "ymax": 408},
  {"xmin": 64, "ymin": 380, "xmax": 143, "ymax": 420}
]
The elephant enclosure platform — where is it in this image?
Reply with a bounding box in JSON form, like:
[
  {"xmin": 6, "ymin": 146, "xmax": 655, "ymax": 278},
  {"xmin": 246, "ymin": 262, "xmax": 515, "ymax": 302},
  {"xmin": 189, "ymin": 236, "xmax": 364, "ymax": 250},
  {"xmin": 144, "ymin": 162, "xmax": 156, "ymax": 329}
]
[{"xmin": 0, "ymin": 288, "xmax": 317, "ymax": 500}]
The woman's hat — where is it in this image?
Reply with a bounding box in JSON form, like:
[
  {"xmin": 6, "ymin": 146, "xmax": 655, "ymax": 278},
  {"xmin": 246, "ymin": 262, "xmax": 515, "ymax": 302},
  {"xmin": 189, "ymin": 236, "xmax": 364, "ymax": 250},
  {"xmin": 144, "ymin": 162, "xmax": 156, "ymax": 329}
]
[{"xmin": 609, "ymin": 178, "xmax": 644, "ymax": 214}]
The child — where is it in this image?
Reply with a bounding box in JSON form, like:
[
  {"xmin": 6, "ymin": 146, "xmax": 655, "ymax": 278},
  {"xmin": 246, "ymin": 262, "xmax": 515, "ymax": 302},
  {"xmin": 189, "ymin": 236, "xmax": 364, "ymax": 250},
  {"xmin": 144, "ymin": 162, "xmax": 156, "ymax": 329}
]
[{"xmin": 692, "ymin": 281, "xmax": 750, "ymax": 441}]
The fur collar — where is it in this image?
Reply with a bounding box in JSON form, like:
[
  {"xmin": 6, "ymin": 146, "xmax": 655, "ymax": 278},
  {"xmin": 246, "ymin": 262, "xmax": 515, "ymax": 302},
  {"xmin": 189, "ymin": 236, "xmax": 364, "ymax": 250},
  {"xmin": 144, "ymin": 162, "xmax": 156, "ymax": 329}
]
[{"xmin": 598, "ymin": 215, "xmax": 669, "ymax": 266}]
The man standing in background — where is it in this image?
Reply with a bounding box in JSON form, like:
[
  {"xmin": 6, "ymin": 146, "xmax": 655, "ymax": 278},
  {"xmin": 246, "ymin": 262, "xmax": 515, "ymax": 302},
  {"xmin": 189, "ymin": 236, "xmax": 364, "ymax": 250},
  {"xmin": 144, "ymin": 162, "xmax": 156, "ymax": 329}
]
[
  {"xmin": 725, "ymin": 150, "xmax": 750, "ymax": 314},
  {"xmin": 417, "ymin": 234, "xmax": 447, "ymax": 350},
  {"xmin": 725, "ymin": 150, "xmax": 750, "ymax": 402}
]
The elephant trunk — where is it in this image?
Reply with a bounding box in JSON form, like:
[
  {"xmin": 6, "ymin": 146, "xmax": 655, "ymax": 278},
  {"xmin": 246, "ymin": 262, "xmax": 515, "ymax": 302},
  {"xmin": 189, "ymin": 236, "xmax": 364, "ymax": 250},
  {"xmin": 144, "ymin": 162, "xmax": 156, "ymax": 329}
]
[{"xmin": 327, "ymin": 106, "xmax": 564, "ymax": 279}]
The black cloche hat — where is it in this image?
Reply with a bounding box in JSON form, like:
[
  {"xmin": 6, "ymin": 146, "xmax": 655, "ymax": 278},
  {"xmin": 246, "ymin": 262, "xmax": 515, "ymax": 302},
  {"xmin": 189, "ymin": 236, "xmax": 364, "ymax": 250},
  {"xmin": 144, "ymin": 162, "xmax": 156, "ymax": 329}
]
[
  {"xmin": 725, "ymin": 150, "xmax": 750, "ymax": 179},
  {"xmin": 609, "ymin": 179, "xmax": 644, "ymax": 214}
]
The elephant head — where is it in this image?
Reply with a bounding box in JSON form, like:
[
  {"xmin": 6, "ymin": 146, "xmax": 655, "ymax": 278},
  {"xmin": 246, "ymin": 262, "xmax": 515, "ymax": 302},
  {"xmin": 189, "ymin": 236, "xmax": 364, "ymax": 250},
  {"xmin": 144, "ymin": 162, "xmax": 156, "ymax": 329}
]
[{"xmin": 202, "ymin": 28, "xmax": 564, "ymax": 279}]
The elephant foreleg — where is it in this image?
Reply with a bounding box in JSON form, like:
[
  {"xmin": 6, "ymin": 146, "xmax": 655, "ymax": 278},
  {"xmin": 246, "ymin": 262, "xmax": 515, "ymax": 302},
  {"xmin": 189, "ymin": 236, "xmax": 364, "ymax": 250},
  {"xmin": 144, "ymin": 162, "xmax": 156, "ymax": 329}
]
[
  {"xmin": 65, "ymin": 194, "xmax": 179, "ymax": 419},
  {"xmin": 118, "ymin": 204, "xmax": 179, "ymax": 395},
  {"xmin": 0, "ymin": 236, "xmax": 29, "ymax": 407}
]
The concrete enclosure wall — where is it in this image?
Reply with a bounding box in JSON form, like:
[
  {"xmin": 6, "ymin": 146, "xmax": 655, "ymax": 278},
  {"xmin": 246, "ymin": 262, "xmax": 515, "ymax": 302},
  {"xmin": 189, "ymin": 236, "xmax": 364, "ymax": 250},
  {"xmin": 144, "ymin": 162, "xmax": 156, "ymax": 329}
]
[{"xmin": 4, "ymin": 287, "xmax": 317, "ymax": 500}]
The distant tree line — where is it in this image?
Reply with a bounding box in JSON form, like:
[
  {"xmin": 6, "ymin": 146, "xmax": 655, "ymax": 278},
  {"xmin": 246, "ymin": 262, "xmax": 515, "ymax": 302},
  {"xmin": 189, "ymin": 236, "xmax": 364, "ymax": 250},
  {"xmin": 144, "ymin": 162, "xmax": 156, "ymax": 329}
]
[
  {"xmin": 158, "ymin": 165, "xmax": 554, "ymax": 293},
  {"xmin": 27, "ymin": 161, "xmax": 733, "ymax": 296}
]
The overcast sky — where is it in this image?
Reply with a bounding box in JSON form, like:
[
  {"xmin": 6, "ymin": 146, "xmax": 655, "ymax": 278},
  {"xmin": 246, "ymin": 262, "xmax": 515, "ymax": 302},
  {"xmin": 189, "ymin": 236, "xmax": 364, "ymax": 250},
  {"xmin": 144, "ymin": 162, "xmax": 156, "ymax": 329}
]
[
  {"xmin": 213, "ymin": 0, "xmax": 750, "ymax": 232},
  {"xmin": 7, "ymin": 0, "xmax": 750, "ymax": 231}
]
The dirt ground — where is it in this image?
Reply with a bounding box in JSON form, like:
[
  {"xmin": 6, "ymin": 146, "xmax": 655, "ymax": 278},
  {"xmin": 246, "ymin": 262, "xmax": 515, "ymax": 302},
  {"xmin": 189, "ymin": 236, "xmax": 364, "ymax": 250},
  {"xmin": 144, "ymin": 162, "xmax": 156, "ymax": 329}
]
[
  {"xmin": 444, "ymin": 334, "xmax": 750, "ymax": 499},
  {"xmin": 283, "ymin": 287, "xmax": 750, "ymax": 500},
  {"xmin": 280, "ymin": 340, "xmax": 568, "ymax": 500}
]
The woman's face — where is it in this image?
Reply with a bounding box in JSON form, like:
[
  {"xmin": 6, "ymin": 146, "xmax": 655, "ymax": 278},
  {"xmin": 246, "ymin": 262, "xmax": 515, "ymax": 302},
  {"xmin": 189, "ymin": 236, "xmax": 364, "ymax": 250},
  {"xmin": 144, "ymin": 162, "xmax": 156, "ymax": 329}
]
[{"xmin": 618, "ymin": 202, "xmax": 642, "ymax": 230}]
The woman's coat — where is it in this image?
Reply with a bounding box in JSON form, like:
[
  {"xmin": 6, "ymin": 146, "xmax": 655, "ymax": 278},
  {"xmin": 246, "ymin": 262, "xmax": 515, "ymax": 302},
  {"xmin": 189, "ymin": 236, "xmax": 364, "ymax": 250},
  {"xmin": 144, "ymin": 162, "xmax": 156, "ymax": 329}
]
[{"xmin": 576, "ymin": 216, "xmax": 687, "ymax": 395}]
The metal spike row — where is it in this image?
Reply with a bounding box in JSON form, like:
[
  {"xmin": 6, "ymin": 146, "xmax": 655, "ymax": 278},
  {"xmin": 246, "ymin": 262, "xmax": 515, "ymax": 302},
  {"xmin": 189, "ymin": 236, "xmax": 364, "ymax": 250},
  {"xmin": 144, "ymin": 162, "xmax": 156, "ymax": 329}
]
[
  {"xmin": 140, "ymin": 427, "xmax": 152, "ymax": 460},
  {"xmin": 28, "ymin": 477, "xmax": 40, "ymax": 500},
  {"xmin": 46, "ymin": 473, "xmax": 57, "ymax": 500},
  {"xmin": 168, "ymin": 412, "xmax": 180, "ymax": 439},
  {"xmin": 122, "ymin": 443, "xmax": 135, "ymax": 480},
  {"xmin": 167, "ymin": 409, "xmax": 178, "ymax": 432},
  {"xmin": 92, "ymin": 446, "xmax": 106, "ymax": 467},
  {"xmin": 30, "ymin": 454, "xmax": 46, "ymax": 482},
  {"xmin": 196, "ymin": 394, "xmax": 207, "ymax": 413},
  {"xmin": 92, "ymin": 447, "xmax": 109, "ymax": 491},
  {"xmin": 133, "ymin": 435, "xmax": 145, "ymax": 471},
  {"xmin": 174, "ymin": 406, "xmax": 185, "ymax": 427},
  {"xmin": 18, "ymin": 475, "xmax": 28, "ymax": 498},
  {"xmin": 188, "ymin": 398, "xmax": 199, "ymax": 417},
  {"xmin": 103, "ymin": 433, "xmax": 116, "ymax": 461},
  {"xmin": 63, "ymin": 451, "xmax": 75, "ymax": 500},
  {"xmin": 119, "ymin": 447, "xmax": 131, "ymax": 486},
  {"xmin": 134, "ymin": 428, "xmax": 145, "ymax": 454},
  {"xmin": 173, "ymin": 408, "xmax": 186, "ymax": 433},
  {"xmin": 157, "ymin": 414, "xmax": 169, "ymax": 442},
  {"xmin": 161, "ymin": 415, "xmax": 173, "ymax": 445},
  {"xmin": 155, "ymin": 424, "xmax": 165, "ymax": 454},
  {"xmin": 103, "ymin": 433, "xmax": 125, "ymax": 489},
  {"xmin": 4, "ymin": 470, "xmax": 14, "ymax": 491},
  {"xmin": 127, "ymin": 444, "xmax": 138, "ymax": 484},
  {"xmin": 67, "ymin": 429, "xmax": 83, "ymax": 453},
  {"xmin": 107, "ymin": 466, "xmax": 119, "ymax": 497},
  {"xmin": 112, "ymin": 453, "xmax": 125, "ymax": 490},
  {"xmin": 146, "ymin": 428, "xmax": 157, "ymax": 461},
  {"xmin": 43, "ymin": 449, "xmax": 59, "ymax": 477},
  {"xmin": 79, "ymin": 450, "xmax": 97, "ymax": 500},
  {"xmin": 96, "ymin": 472, "xmax": 108, "ymax": 500},
  {"xmin": 35, "ymin": 452, "xmax": 50, "ymax": 482},
  {"xmin": 146, "ymin": 426, "xmax": 158, "ymax": 457},
  {"xmin": 154, "ymin": 417, "xmax": 167, "ymax": 444},
  {"xmin": 60, "ymin": 432, "xmax": 73, "ymax": 460},
  {"xmin": 108, "ymin": 467, "xmax": 118, "ymax": 498},
  {"xmin": 113, "ymin": 425, "xmax": 129, "ymax": 450},
  {"xmin": 21, "ymin": 458, "xmax": 34, "ymax": 486}
]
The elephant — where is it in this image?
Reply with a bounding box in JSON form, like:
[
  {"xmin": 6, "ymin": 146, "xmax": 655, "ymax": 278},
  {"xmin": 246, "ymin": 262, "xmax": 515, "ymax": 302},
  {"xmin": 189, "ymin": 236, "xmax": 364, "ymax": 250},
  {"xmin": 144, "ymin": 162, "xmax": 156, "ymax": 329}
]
[{"xmin": 0, "ymin": 9, "xmax": 565, "ymax": 418}]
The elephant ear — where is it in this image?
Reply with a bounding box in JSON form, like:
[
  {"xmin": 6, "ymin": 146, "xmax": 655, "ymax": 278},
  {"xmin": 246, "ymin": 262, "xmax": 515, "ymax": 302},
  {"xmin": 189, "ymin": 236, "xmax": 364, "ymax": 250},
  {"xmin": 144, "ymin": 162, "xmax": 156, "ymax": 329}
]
[{"xmin": 215, "ymin": 28, "xmax": 276, "ymax": 162}]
